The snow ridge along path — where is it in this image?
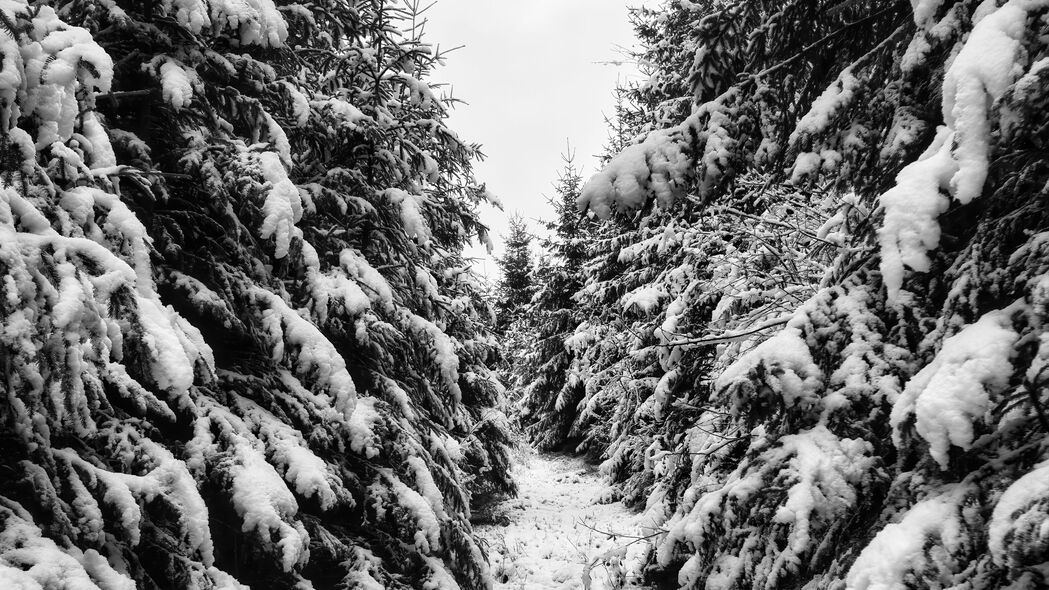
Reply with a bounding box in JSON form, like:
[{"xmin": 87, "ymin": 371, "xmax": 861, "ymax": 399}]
[{"xmin": 477, "ymin": 448, "xmax": 651, "ymax": 589}]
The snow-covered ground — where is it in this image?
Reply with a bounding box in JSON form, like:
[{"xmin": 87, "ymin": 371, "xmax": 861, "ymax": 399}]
[{"xmin": 477, "ymin": 448, "xmax": 651, "ymax": 590}]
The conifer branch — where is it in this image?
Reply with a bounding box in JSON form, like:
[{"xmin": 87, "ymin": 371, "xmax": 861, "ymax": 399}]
[
  {"xmin": 751, "ymin": 5, "xmax": 907, "ymax": 80},
  {"xmin": 662, "ymin": 315, "xmax": 791, "ymax": 348}
]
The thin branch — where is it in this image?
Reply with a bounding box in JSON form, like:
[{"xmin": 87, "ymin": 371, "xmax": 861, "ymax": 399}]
[
  {"xmin": 575, "ymin": 519, "xmax": 666, "ymax": 543},
  {"xmin": 95, "ymin": 89, "xmax": 155, "ymax": 102},
  {"xmin": 696, "ymin": 434, "xmax": 753, "ymax": 456},
  {"xmin": 663, "ymin": 315, "xmax": 790, "ymax": 348},
  {"xmin": 94, "ymin": 167, "xmax": 193, "ymax": 180},
  {"xmin": 718, "ymin": 205, "xmax": 842, "ymax": 248},
  {"xmin": 670, "ymin": 401, "xmax": 733, "ymax": 416},
  {"xmin": 752, "ymin": 5, "xmax": 905, "ymax": 80}
]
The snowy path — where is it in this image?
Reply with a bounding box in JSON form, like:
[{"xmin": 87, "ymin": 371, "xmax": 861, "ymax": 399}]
[{"xmin": 476, "ymin": 449, "xmax": 651, "ymax": 590}]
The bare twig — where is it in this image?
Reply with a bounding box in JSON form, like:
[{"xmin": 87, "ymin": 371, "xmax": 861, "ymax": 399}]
[{"xmin": 575, "ymin": 519, "xmax": 666, "ymax": 543}]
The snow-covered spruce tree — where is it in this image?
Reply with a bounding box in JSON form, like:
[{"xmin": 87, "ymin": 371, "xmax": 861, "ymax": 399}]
[
  {"xmin": 557, "ymin": 0, "xmax": 1049, "ymax": 588},
  {"xmin": 517, "ymin": 157, "xmax": 595, "ymax": 451},
  {"xmin": 520, "ymin": 1, "xmax": 846, "ymax": 508},
  {"xmin": 558, "ymin": 177, "xmax": 842, "ymax": 509},
  {"xmin": 490, "ymin": 214, "xmax": 534, "ymax": 416},
  {"xmin": 0, "ymin": 1, "xmax": 512, "ymax": 589},
  {"xmin": 494, "ymin": 214, "xmax": 534, "ymax": 332},
  {"xmin": 624, "ymin": 0, "xmax": 727, "ymax": 133}
]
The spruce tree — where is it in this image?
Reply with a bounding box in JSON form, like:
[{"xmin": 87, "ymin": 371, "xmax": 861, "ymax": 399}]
[
  {"xmin": 494, "ymin": 214, "xmax": 534, "ymax": 331},
  {"xmin": 517, "ymin": 155, "xmax": 593, "ymax": 451},
  {"xmin": 529, "ymin": 0, "xmax": 1049, "ymax": 588},
  {"xmin": 0, "ymin": 1, "xmax": 511, "ymax": 589}
]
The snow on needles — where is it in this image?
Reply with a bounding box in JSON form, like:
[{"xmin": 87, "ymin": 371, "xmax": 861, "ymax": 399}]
[
  {"xmin": 0, "ymin": 2, "xmax": 113, "ymax": 142},
  {"xmin": 576, "ymin": 125, "xmax": 692, "ymax": 219},
  {"xmin": 2, "ymin": 186, "xmax": 209, "ymax": 403},
  {"xmin": 1, "ymin": 504, "xmax": 136, "ymax": 590},
  {"xmin": 846, "ymin": 485, "xmax": 972, "ymax": 590},
  {"xmin": 890, "ymin": 306, "xmax": 1019, "ymax": 469},
  {"xmin": 159, "ymin": 0, "xmax": 289, "ymax": 47},
  {"xmin": 156, "ymin": 59, "xmax": 197, "ymax": 110},
  {"xmin": 989, "ymin": 460, "xmax": 1049, "ymax": 568},
  {"xmin": 716, "ymin": 325, "xmax": 824, "ymax": 411},
  {"xmin": 253, "ymin": 287, "xmax": 359, "ymax": 420},
  {"xmin": 223, "ymin": 436, "xmax": 309, "ymax": 571},
  {"xmin": 788, "ymin": 68, "xmax": 861, "ymax": 182},
  {"xmin": 258, "ymin": 151, "xmax": 304, "ymax": 258},
  {"xmin": 877, "ymin": 127, "xmax": 956, "ymax": 302},
  {"xmin": 386, "ymin": 188, "xmax": 433, "ymax": 245},
  {"xmin": 659, "ymin": 425, "xmax": 874, "ymax": 589},
  {"xmin": 621, "ymin": 284, "xmax": 667, "ymax": 314},
  {"xmin": 404, "ymin": 312, "xmax": 462, "ymax": 402},
  {"xmin": 941, "ymin": 0, "xmax": 1042, "ymax": 204},
  {"xmin": 879, "ymin": 0, "xmax": 1049, "ymax": 301},
  {"xmin": 0, "ymin": 0, "xmax": 512, "ymax": 586},
  {"xmin": 374, "ymin": 471, "xmax": 442, "ymax": 554},
  {"xmin": 911, "ymin": 0, "xmax": 950, "ymax": 26},
  {"xmin": 789, "ymin": 68, "xmax": 861, "ymax": 148}
]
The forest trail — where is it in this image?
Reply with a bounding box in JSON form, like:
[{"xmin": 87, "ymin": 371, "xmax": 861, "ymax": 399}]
[{"xmin": 476, "ymin": 449, "xmax": 651, "ymax": 590}]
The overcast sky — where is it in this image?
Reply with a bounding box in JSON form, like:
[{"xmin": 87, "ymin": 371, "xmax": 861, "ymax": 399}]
[{"xmin": 423, "ymin": 0, "xmax": 647, "ymax": 276}]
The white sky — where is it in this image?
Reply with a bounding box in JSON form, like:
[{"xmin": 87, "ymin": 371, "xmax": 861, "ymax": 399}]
[{"xmin": 422, "ymin": 0, "xmax": 647, "ymax": 276}]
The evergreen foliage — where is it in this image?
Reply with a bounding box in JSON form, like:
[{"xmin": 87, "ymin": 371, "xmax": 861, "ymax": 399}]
[
  {"xmin": 494, "ymin": 215, "xmax": 533, "ymax": 332},
  {"xmin": 0, "ymin": 1, "xmax": 512, "ymax": 588},
  {"xmin": 517, "ymin": 157, "xmax": 594, "ymax": 451},
  {"xmin": 520, "ymin": 0, "xmax": 1049, "ymax": 588}
]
